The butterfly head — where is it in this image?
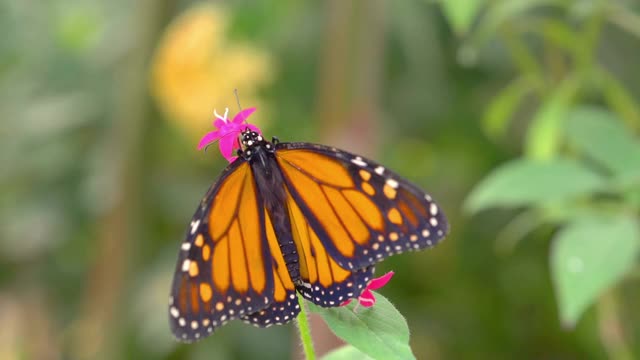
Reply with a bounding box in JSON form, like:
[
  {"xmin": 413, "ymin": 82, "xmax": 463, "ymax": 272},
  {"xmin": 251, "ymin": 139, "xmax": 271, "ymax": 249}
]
[{"xmin": 238, "ymin": 128, "xmax": 275, "ymax": 159}]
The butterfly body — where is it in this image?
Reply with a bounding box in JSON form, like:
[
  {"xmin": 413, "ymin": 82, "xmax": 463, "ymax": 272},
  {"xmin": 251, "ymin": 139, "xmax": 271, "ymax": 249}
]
[
  {"xmin": 241, "ymin": 134, "xmax": 302, "ymax": 283},
  {"xmin": 169, "ymin": 128, "xmax": 448, "ymax": 342}
]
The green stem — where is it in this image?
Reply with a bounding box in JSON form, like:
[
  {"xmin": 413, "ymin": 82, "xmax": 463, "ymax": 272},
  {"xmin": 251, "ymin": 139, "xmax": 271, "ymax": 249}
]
[
  {"xmin": 500, "ymin": 24, "xmax": 542, "ymax": 80},
  {"xmin": 296, "ymin": 296, "xmax": 317, "ymax": 360}
]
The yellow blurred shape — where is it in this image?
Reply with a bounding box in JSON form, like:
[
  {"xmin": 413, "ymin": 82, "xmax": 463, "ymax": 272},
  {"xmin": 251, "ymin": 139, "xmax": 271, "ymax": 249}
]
[{"xmin": 151, "ymin": 4, "xmax": 272, "ymax": 143}]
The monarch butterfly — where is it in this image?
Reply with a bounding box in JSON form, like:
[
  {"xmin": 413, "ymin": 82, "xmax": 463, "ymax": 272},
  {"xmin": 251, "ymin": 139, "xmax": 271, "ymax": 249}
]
[{"xmin": 169, "ymin": 110, "xmax": 449, "ymax": 342}]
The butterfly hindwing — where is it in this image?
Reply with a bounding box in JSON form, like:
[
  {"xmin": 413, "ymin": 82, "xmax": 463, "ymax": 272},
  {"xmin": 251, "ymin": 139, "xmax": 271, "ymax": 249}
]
[
  {"xmin": 275, "ymin": 143, "xmax": 449, "ymax": 272},
  {"xmin": 279, "ymin": 180, "xmax": 375, "ymax": 306},
  {"xmin": 169, "ymin": 161, "xmax": 276, "ymax": 342},
  {"xmin": 295, "ymin": 266, "xmax": 375, "ymax": 307}
]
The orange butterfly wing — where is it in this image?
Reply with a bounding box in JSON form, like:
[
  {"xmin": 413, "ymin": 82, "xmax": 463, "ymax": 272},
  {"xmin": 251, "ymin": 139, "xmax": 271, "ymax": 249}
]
[
  {"xmin": 240, "ymin": 209, "xmax": 300, "ymax": 327},
  {"xmin": 169, "ymin": 161, "xmax": 298, "ymax": 342},
  {"xmin": 274, "ymin": 144, "xmax": 448, "ymax": 306},
  {"xmin": 169, "ymin": 135, "xmax": 449, "ymax": 339}
]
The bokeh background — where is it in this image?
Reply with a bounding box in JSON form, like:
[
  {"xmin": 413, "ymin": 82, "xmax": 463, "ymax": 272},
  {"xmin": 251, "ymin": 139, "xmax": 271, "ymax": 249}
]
[{"xmin": 1, "ymin": 0, "xmax": 639, "ymax": 359}]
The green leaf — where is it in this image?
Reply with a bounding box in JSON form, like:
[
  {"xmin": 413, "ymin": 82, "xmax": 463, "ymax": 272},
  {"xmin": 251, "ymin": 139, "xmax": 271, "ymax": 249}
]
[
  {"xmin": 439, "ymin": 0, "xmax": 484, "ymax": 35},
  {"xmin": 525, "ymin": 80, "xmax": 577, "ymax": 160},
  {"xmin": 465, "ymin": 158, "xmax": 604, "ymax": 213},
  {"xmin": 540, "ymin": 203, "xmax": 611, "ymax": 225},
  {"xmin": 308, "ymin": 293, "xmax": 414, "ymax": 360},
  {"xmin": 322, "ymin": 345, "xmax": 373, "ymax": 360},
  {"xmin": 550, "ymin": 213, "xmax": 640, "ymax": 327},
  {"xmin": 565, "ymin": 106, "xmax": 640, "ymax": 178},
  {"xmin": 482, "ymin": 76, "xmax": 539, "ymax": 140}
]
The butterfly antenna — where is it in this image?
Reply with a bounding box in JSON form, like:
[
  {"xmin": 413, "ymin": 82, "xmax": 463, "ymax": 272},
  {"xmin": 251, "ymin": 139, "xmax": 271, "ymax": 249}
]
[
  {"xmin": 203, "ymin": 130, "xmax": 240, "ymax": 152},
  {"xmin": 233, "ymin": 90, "xmax": 251, "ymax": 130},
  {"xmin": 204, "ymin": 107, "xmax": 237, "ymax": 152},
  {"xmin": 234, "ymin": 89, "xmax": 243, "ymax": 113}
]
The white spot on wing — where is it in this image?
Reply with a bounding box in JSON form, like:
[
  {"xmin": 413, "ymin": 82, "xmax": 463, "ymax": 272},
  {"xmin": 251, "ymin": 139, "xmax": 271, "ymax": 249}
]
[
  {"xmin": 170, "ymin": 306, "xmax": 179, "ymax": 318},
  {"xmin": 181, "ymin": 259, "xmax": 190, "ymax": 272},
  {"xmin": 351, "ymin": 157, "xmax": 367, "ymax": 167},
  {"xmin": 429, "ymin": 203, "xmax": 438, "ymax": 216},
  {"xmin": 190, "ymin": 219, "xmax": 200, "ymax": 235},
  {"xmin": 386, "ymin": 178, "xmax": 399, "ymax": 189},
  {"xmin": 181, "ymin": 243, "xmax": 191, "ymax": 251},
  {"xmin": 374, "ymin": 166, "xmax": 385, "ymax": 175}
]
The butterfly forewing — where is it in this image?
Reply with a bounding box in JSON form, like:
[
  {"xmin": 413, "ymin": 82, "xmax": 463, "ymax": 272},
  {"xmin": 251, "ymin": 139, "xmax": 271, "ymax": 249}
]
[
  {"xmin": 275, "ymin": 143, "xmax": 449, "ymax": 271},
  {"xmin": 169, "ymin": 162, "xmax": 276, "ymax": 342}
]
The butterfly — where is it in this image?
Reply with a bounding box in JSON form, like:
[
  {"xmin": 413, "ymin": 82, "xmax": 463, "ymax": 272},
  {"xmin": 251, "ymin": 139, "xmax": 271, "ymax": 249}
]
[{"xmin": 168, "ymin": 112, "xmax": 449, "ymax": 342}]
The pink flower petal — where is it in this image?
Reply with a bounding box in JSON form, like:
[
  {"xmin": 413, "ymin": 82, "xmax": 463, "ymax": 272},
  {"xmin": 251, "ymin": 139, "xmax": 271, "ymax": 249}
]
[
  {"xmin": 198, "ymin": 108, "xmax": 263, "ymax": 161},
  {"xmin": 232, "ymin": 107, "xmax": 257, "ymax": 124},
  {"xmin": 366, "ymin": 271, "xmax": 394, "ymax": 291},
  {"xmin": 218, "ymin": 134, "xmax": 238, "ymax": 162},
  {"xmin": 358, "ymin": 289, "xmax": 376, "ymax": 307},
  {"xmin": 339, "ymin": 271, "xmax": 394, "ymax": 307},
  {"xmin": 197, "ymin": 130, "xmax": 221, "ymax": 150},
  {"xmin": 213, "ymin": 119, "xmax": 226, "ymax": 129}
]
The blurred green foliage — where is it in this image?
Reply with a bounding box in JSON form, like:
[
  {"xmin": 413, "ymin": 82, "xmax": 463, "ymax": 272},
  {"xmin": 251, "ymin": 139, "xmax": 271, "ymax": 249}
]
[{"xmin": 1, "ymin": 0, "xmax": 639, "ymax": 359}]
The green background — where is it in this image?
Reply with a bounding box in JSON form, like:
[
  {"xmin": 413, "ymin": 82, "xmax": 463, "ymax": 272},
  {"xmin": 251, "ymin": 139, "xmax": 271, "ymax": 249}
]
[{"xmin": 1, "ymin": 0, "xmax": 639, "ymax": 359}]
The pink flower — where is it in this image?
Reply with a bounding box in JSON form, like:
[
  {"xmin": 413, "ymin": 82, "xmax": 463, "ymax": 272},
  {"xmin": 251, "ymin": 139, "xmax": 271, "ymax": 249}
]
[
  {"xmin": 342, "ymin": 271, "xmax": 394, "ymax": 308},
  {"xmin": 198, "ymin": 107, "xmax": 261, "ymax": 162}
]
